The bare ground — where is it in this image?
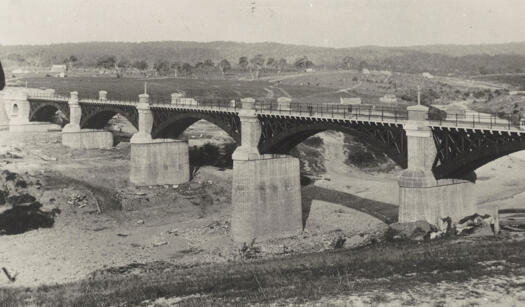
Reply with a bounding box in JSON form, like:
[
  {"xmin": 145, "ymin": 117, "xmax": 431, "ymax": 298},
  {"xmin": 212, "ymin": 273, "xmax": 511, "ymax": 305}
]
[{"xmin": 1, "ymin": 125, "xmax": 525, "ymax": 305}]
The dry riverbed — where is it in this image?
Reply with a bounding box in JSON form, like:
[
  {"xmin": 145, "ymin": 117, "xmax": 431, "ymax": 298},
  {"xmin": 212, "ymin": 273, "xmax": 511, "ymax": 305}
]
[
  {"xmin": 0, "ymin": 129, "xmax": 387, "ymax": 288},
  {"xmin": 1, "ymin": 127, "xmax": 525, "ymax": 306}
]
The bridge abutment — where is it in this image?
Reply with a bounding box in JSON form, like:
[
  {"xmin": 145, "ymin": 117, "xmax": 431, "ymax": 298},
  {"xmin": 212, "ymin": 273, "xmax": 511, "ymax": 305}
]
[
  {"xmin": 3, "ymin": 89, "xmax": 61, "ymax": 132},
  {"xmin": 129, "ymin": 94, "xmax": 190, "ymax": 186},
  {"xmin": 231, "ymin": 98, "xmax": 302, "ymax": 242},
  {"xmin": 398, "ymin": 104, "xmax": 476, "ymax": 225},
  {"xmin": 62, "ymin": 92, "xmax": 113, "ymax": 149},
  {"xmin": 0, "ymin": 91, "xmax": 10, "ymax": 129}
]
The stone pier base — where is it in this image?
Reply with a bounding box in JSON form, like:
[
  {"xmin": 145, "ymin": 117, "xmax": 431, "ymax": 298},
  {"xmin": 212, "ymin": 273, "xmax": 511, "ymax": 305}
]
[
  {"xmin": 130, "ymin": 139, "xmax": 190, "ymax": 186},
  {"xmin": 398, "ymin": 170, "xmax": 477, "ymax": 225},
  {"xmin": 62, "ymin": 129, "xmax": 113, "ymax": 149},
  {"xmin": 231, "ymin": 155, "xmax": 302, "ymax": 242}
]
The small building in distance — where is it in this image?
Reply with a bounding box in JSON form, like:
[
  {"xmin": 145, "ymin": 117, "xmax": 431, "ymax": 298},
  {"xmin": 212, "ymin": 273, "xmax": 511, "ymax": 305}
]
[
  {"xmin": 361, "ymin": 68, "xmax": 370, "ymax": 75},
  {"xmin": 50, "ymin": 64, "xmax": 67, "ymax": 77},
  {"xmin": 422, "ymin": 72, "xmax": 434, "ymax": 79},
  {"xmin": 379, "ymin": 94, "xmax": 397, "ymax": 103},
  {"xmin": 305, "ymin": 68, "xmax": 316, "ymax": 73},
  {"xmin": 171, "ymin": 91, "xmax": 197, "ymax": 105},
  {"xmin": 340, "ymin": 96, "xmax": 362, "ymax": 105}
]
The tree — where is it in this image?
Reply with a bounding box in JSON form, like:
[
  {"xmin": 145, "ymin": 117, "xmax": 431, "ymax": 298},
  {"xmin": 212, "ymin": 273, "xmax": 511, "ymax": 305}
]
[
  {"xmin": 294, "ymin": 56, "xmax": 312, "ymax": 71},
  {"xmin": 250, "ymin": 54, "xmax": 265, "ymax": 79},
  {"xmin": 305, "ymin": 59, "xmax": 314, "ymax": 69},
  {"xmin": 265, "ymin": 57, "xmax": 275, "ymax": 71},
  {"xmin": 64, "ymin": 55, "xmax": 78, "ymax": 71},
  {"xmin": 117, "ymin": 57, "xmax": 130, "ymax": 68},
  {"xmin": 238, "ymin": 56, "xmax": 249, "ymax": 71},
  {"xmin": 218, "ymin": 59, "xmax": 231, "ymax": 76},
  {"xmin": 343, "ymin": 56, "xmax": 354, "ymax": 70},
  {"xmin": 276, "ymin": 58, "xmax": 287, "ymax": 74},
  {"xmin": 153, "ymin": 60, "xmax": 170, "ymax": 76},
  {"xmin": 358, "ymin": 60, "xmax": 368, "ymax": 71},
  {"xmin": 132, "ymin": 60, "xmax": 148, "ymax": 71},
  {"xmin": 203, "ymin": 59, "xmax": 215, "ymax": 69},
  {"xmin": 96, "ymin": 56, "xmax": 117, "ymax": 72},
  {"xmin": 194, "ymin": 61, "xmax": 204, "ymax": 70},
  {"xmin": 170, "ymin": 61, "xmax": 181, "ymax": 77},
  {"xmin": 181, "ymin": 63, "xmax": 192, "ymax": 76}
]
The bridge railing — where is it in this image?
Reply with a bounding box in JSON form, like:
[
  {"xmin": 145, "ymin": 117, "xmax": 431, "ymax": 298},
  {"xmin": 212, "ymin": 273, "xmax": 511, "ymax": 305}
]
[
  {"xmin": 254, "ymin": 102, "xmax": 408, "ymax": 122},
  {"xmin": 426, "ymin": 111, "xmax": 524, "ymax": 131},
  {"xmin": 154, "ymin": 97, "xmax": 238, "ymax": 111},
  {"xmin": 79, "ymin": 97, "xmax": 139, "ymax": 105},
  {"xmin": 27, "ymin": 92, "xmax": 69, "ymax": 101}
]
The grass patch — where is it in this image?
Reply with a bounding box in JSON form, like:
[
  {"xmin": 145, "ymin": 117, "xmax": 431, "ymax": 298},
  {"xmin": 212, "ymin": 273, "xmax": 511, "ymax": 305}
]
[{"xmin": 2, "ymin": 238, "xmax": 524, "ymax": 306}]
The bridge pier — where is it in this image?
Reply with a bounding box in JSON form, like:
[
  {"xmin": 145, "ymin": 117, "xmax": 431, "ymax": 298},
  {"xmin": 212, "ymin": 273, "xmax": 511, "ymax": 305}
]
[
  {"xmin": 398, "ymin": 104, "xmax": 476, "ymax": 225},
  {"xmin": 231, "ymin": 98, "xmax": 302, "ymax": 242},
  {"xmin": 62, "ymin": 92, "xmax": 113, "ymax": 149},
  {"xmin": 129, "ymin": 94, "xmax": 190, "ymax": 186}
]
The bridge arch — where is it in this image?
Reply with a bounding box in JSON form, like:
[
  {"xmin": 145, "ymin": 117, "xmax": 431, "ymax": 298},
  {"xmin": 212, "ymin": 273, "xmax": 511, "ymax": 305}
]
[
  {"xmin": 432, "ymin": 128, "xmax": 525, "ymax": 179},
  {"xmin": 79, "ymin": 103, "xmax": 138, "ymax": 130},
  {"xmin": 257, "ymin": 115, "xmax": 408, "ymax": 168},
  {"xmin": 28, "ymin": 100, "xmax": 70, "ymax": 124},
  {"xmin": 150, "ymin": 108, "xmax": 241, "ymax": 142}
]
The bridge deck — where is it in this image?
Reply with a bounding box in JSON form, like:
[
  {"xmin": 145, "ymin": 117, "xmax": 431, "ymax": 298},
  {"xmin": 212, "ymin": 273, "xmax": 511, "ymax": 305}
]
[{"xmin": 27, "ymin": 94, "xmax": 525, "ymax": 134}]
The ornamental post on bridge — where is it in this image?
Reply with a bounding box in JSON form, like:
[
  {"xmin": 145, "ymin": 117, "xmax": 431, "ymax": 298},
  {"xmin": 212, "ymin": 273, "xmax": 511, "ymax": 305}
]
[
  {"xmin": 129, "ymin": 93, "xmax": 190, "ymax": 186},
  {"xmin": 231, "ymin": 97, "xmax": 303, "ymax": 243},
  {"xmin": 130, "ymin": 93, "xmax": 153, "ymax": 143},
  {"xmin": 62, "ymin": 91, "xmax": 81, "ymax": 132},
  {"xmin": 62, "ymin": 91, "xmax": 113, "ymax": 149},
  {"xmin": 398, "ymin": 94, "xmax": 476, "ymax": 225},
  {"xmin": 231, "ymin": 98, "xmax": 261, "ymax": 160}
]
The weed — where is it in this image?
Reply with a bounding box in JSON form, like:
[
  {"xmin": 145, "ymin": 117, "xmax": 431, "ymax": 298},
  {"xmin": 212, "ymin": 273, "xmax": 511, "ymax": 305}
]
[{"xmin": 239, "ymin": 239, "xmax": 261, "ymax": 260}]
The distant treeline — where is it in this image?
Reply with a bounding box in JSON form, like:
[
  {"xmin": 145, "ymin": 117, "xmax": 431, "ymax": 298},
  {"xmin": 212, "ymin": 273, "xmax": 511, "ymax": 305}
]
[{"xmin": 2, "ymin": 41, "xmax": 525, "ymax": 76}]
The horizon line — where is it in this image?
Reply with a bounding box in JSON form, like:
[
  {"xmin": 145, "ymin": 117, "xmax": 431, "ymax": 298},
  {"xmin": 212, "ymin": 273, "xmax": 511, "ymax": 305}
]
[{"xmin": 2, "ymin": 39, "xmax": 525, "ymax": 50}]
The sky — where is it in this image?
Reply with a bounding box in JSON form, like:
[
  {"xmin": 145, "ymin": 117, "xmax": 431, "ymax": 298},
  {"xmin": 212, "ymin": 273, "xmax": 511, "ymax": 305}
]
[{"xmin": 1, "ymin": 0, "xmax": 524, "ymax": 48}]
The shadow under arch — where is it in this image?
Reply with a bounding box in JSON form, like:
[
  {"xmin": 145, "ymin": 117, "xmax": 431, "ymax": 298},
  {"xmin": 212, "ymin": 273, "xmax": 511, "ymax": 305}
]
[
  {"xmin": 150, "ymin": 109, "xmax": 240, "ymax": 143},
  {"xmin": 431, "ymin": 128, "xmax": 525, "ymax": 179},
  {"xmin": 80, "ymin": 104, "xmax": 138, "ymax": 130},
  {"xmin": 28, "ymin": 100, "xmax": 70, "ymax": 125},
  {"xmin": 257, "ymin": 116, "xmax": 407, "ymax": 168}
]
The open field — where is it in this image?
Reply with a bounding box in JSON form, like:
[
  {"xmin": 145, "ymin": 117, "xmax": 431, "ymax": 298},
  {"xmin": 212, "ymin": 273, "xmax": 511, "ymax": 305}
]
[
  {"xmin": 472, "ymin": 73, "xmax": 525, "ymax": 90},
  {"xmin": 269, "ymin": 70, "xmax": 505, "ymax": 105},
  {"xmin": 17, "ymin": 76, "xmax": 336, "ymax": 104}
]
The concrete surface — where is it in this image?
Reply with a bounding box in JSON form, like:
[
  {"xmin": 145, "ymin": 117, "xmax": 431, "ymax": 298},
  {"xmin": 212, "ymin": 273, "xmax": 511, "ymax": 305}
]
[
  {"xmin": 231, "ymin": 155, "xmax": 302, "ymax": 242},
  {"xmin": 129, "ymin": 139, "xmax": 190, "ymax": 186},
  {"xmin": 398, "ymin": 170, "xmax": 476, "ymax": 224},
  {"xmin": 62, "ymin": 129, "xmax": 114, "ymax": 149}
]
